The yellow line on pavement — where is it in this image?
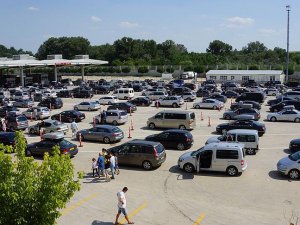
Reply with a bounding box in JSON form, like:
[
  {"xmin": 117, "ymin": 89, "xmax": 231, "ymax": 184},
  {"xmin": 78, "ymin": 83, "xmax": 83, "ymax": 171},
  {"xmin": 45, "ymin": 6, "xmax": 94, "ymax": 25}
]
[
  {"xmin": 119, "ymin": 202, "xmax": 148, "ymax": 224},
  {"xmin": 194, "ymin": 213, "xmax": 206, "ymax": 225},
  {"xmin": 61, "ymin": 193, "xmax": 100, "ymax": 216}
]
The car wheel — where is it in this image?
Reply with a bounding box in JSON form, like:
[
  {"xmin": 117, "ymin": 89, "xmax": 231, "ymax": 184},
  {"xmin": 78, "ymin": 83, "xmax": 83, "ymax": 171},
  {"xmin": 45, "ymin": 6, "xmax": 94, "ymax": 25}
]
[
  {"xmin": 195, "ymin": 105, "xmax": 200, "ymax": 109},
  {"xmin": 246, "ymin": 148, "xmax": 256, "ymax": 155},
  {"xmin": 29, "ymin": 128, "xmax": 36, "ymax": 135},
  {"xmin": 226, "ymin": 166, "xmax": 238, "ymax": 176},
  {"xmin": 149, "ymin": 123, "xmax": 156, "ymax": 129},
  {"xmin": 187, "ymin": 97, "xmax": 191, "ymax": 102},
  {"xmin": 222, "ymin": 129, "xmax": 227, "ymax": 134},
  {"xmin": 270, "ymin": 117, "xmax": 277, "ymax": 122},
  {"xmin": 225, "ymin": 114, "xmax": 231, "ymax": 120},
  {"xmin": 74, "ymin": 107, "xmax": 78, "ymax": 111},
  {"xmin": 179, "ymin": 125, "xmax": 186, "ymax": 130},
  {"xmin": 103, "ymin": 137, "xmax": 110, "ymax": 143},
  {"xmin": 88, "ymin": 107, "xmax": 91, "ymax": 111},
  {"xmin": 112, "ymin": 120, "xmax": 118, "ymax": 126},
  {"xmin": 177, "ymin": 143, "xmax": 185, "ymax": 150},
  {"xmin": 142, "ymin": 160, "xmax": 153, "ymax": 170},
  {"xmin": 213, "ymin": 105, "xmax": 217, "ymax": 110},
  {"xmin": 288, "ymin": 169, "xmax": 300, "ymax": 179},
  {"xmin": 172, "ymin": 103, "xmax": 178, "ymax": 108},
  {"xmin": 183, "ymin": 163, "xmax": 195, "ymax": 173},
  {"xmin": 294, "ymin": 118, "xmax": 300, "ymax": 123}
]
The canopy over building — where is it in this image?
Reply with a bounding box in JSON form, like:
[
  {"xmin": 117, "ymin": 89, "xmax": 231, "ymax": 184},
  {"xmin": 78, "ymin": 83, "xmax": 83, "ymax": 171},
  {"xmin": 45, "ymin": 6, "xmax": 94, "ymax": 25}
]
[{"xmin": 206, "ymin": 70, "xmax": 285, "ymax": 84}]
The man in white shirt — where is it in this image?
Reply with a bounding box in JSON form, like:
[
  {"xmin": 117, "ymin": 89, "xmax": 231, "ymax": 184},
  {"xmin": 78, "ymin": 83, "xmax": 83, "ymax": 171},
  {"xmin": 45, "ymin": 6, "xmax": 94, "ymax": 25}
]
[
  {"xmin": 109, "ymin": 152, "xmax": 116, "ymax": 179},
  {"xmin": 115, "ymin": 187, "xmax": 134, "ymax": 225},
  {"xmin": 70, "ymin": 120, "xmax": 78, "ymax": 137}
]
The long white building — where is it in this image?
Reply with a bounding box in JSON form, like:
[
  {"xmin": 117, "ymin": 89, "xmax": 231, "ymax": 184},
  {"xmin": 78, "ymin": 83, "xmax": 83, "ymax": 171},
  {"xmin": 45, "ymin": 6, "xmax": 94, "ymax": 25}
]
[{"xmin": 206, "ymin": 70, "xmax": 285, "ymax": 83}]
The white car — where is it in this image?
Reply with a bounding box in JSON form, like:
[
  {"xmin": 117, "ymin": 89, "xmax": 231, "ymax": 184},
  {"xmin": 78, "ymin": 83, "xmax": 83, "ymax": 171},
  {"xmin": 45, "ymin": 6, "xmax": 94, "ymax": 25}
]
[
  {"xmin": 182, "ymin": 92, "xmax": 197, "ymax": 102},
  {"xmin": 147, "ymin": 91, "xmax": 168, "ymax": 101},
  {"xmin": 157, "ymin": 96, "xmax": 184, "ymax": 108},
  {"xmin": 98, "ymin": 96, "xmax": 119, "ymax": 105},
  {"xmin": 193, "ymin": 99, "xmax": 224, "ymax": 110},
  {"xmin": 43, "ymin": 90, "xmax": 57, "ymax": 98},
  {"xmin": 265, "ymin": 88, "xmax": 279, "ymax": 96},
  {"xmin": 277, "ymin": 151, "xmax": 300, "ymax": 179},
  {"xmin": 74, "ymin": 101, "xmax": 101, "ymax": 111},
  {"xmin": 267, "ymin": 108, "xmax": 300, "ymax": 122},
  {"xmin": 22, "ymin": 107, "xmax": 50, "ymax": 120}
]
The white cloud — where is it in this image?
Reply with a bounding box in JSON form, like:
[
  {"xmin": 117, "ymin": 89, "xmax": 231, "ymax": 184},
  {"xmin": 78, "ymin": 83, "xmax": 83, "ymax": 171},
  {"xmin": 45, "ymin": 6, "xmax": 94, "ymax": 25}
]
[
  {"xmin": 119, "ymin": 21, "xmax": 139, "ymax": 28},
  {"xmin": 91, "ymin": 16, "xmax": 102, "ymax": 22},
  {"xmin": 28, "ymin": 6, "xmax": 39, "ymax": 11},
  {"xmin": 226, "ymin": 16, "xmax": 254, "ymax": 28}
]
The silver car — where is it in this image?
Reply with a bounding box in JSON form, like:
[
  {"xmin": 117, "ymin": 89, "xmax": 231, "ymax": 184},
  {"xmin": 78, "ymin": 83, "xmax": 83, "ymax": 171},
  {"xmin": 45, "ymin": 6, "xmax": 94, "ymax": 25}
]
[
  {"xmin": 223, "ymin": 108, "xmax": 260, "ymax": 120},
  {"xmin": 28, "ymin": 119, "xmax": 69, "ymax": 135},
  {"xmin": 157, "ymin": 96, "xmax": 184, "ymax": 108},
  {"xmin": 267, "ymin": 108, "xmax": 300, "ymax": 122},
  {"xmin": 74, "ymin": 101, "xmax": 101, "ymax": 111},
  {"xmin": 193, "ymin": 99, "xmax": 224, "ymax": 110},
  {"xmin": 182, "ymin": 92, "xmax": 197, "ymax": 102},
  {"xmin": 22, "ymin": 107, "xmax": 50, "ymax": 120},
  {"xmin": 98, "ymin": 96, "xmax": 119, "ymax": 105},
  {"xmin": 277, "ymin": 151, "xmax": 300, "ymax": 179},
  {"xmin": 94, "ymin": 110, "xmax": 128, "ymax": 126},
  {"xmin": 147, "ymin": 91, "xmax": 168, "ymax": 101},
  {"xmin": 77, "ymin": 125, "xmax": 124, "ymax": 143},
  {"xmin": 13, "ymin": 99, "xmax": 34, "ymax": 108}
]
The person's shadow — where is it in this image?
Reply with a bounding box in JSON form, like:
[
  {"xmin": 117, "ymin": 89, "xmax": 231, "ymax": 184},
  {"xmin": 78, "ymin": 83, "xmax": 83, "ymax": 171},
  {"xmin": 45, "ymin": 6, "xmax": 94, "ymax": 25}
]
[{"xmin": 91, "ymin": 220, "xmax": 114, "ymax": 225}]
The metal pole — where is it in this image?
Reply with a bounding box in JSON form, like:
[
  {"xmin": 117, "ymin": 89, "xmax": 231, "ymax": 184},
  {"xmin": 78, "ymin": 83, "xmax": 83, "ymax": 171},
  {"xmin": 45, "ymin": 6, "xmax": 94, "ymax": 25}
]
[
  {"xmin": 285, "ymin": 5, "xmax": 291, "ymax": 83},
  {"xmin": 54, "ymin": 65, "xmax": 58, "ymax": 82},
  {"xmin": 81, "ymin": 65, "xmax": 84, "ymax": 81}
]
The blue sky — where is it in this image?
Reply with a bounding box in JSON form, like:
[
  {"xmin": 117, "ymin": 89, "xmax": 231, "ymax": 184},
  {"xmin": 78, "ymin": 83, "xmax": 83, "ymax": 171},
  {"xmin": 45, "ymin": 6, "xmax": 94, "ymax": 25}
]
[{"xmin": 0, "ymin": 0, "xmax": 299, "ymax": 54}]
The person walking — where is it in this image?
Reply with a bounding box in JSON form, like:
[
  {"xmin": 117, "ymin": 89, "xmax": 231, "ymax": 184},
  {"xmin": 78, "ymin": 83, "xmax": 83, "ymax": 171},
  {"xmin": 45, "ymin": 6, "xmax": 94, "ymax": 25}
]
[
  {"xmin": 109, "ymin": 152, "xmax": 115, "ymax": 179},
  {"xmin": 1, "ymin": 118, "xmax": 6, "ymax": 132},
  {"xmin": 97, "ymin": 152, "xmax": 105, "ymax": 178},
  {"xmin": 70, "ymin": 119, "xmax": 78, "ymax": 137},
  {"xmin": 114, "ymin": 153, "xmax": 120, "ymax": 175},
  {"xmin": 91, "ymin": 158, "xmax": 98, "ymax": 177},
  {"xmin": 34, "ymin": 108, "xmax": 38, "ymax": 120},
  {"xmin": 115, "ymin": 187, "xmax": 134, "ymax": 225},
  {"xmin": 104, "ymin": 154, "xmax": 111, "ymax": 182},
  {"xmin": 101, "ymin": 110, "xmax": 107, "ymax": 124}
]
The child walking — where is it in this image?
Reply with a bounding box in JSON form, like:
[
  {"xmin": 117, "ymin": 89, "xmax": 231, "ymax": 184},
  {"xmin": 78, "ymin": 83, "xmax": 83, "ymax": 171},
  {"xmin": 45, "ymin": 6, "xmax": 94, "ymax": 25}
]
[{"xmin": 92, "ymin": 158, "xmax": 98, "ymax": 177}]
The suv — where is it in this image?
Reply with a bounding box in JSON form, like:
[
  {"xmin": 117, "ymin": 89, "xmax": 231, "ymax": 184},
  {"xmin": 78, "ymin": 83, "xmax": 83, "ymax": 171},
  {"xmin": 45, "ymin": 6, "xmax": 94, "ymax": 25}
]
[
  {"xmin": 182, "ymin": 92, "xmax": 197, "ymax": 102},
  {"xmin": 38, "ymin": 98, "xmax": 63, "ymax": 109},
  {"xmin": 6, "ymin": 115, "xmax": 28, "ymax": 131},
  {"xmin": 94, "ymin": 110, "xmax": 128, "ymax": 125},
  {"xmin": 73, "ymin": 89, "xmax": 93, "ymax": 98},
  {"xmin": 25, "ymin": 132, "xmax": 78, "ymax": 157},
  {"xmin": 145, "ymin": 129, "xmax": 193, "ymax": 150},
  {"xmin": 108, "ymin": 140, "xmax": 166, "ymax": 170},
  {"xmin": 157, "ymin": 96, "xmax": 184, "ymax": 108}
]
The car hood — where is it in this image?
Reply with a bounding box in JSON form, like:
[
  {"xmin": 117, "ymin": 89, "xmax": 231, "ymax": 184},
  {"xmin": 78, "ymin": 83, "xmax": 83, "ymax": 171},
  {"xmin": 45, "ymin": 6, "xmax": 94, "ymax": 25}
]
[
  {"xmin": 217, "ymin": 122, "xmax": 230, "ymax": 127},
  {"xmin": 179, "ymin": 151, "xmax": 193, "ymax": 160},
  {"xmin": 291, "ymin": 139, "xmax": 300, "ymax": 145},
  {"xmin": 278, "ymin": 156, "xmax": 294, "ymax": 166},
  {"xmin": 78, "ymin": 129, "xmax": 89, "ymax": 134},
  {"xmin": 145, "ymin": 134, "xmax": 156, "ymax": 140},
  {"xmin": 206, "ymin": 136, "xmax": 221, "ymax": 144}
]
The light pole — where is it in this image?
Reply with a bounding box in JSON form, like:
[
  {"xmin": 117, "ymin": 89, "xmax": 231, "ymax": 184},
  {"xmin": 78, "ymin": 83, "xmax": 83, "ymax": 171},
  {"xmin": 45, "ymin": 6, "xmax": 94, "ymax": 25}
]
[{"xmin": 285, "ymin": 5, "xmax": 291, "ymax": 83}]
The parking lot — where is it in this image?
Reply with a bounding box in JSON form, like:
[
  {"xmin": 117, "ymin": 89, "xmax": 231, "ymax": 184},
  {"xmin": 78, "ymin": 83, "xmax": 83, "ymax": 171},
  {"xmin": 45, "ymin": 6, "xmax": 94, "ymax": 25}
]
[{"xmin": 23, "ymin": 91, "xmax": 300, "ymax": 225}]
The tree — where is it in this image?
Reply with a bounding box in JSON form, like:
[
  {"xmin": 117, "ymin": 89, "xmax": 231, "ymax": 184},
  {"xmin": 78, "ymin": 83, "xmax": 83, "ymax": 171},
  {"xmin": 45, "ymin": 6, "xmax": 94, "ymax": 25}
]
[
  {"xmin": 242, "ymin": 41, "xmax": 268, "ymax": 54},
  {"xmin": 0, "ymin": 131, "xmax": 80, "ymax": 225},
  {"xmin": 206, "ymin": 40, "xmax": 232, "ymax": 55}
]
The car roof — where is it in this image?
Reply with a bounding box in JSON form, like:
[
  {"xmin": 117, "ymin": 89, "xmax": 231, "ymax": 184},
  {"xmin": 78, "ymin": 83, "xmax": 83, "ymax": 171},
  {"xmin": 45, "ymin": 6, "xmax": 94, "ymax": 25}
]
[
  {"xmin": 94, "ymin": 124, "xmax": 117, "ymax": 129},
  {"xmin": 227, "ymin": 129, "xmax": 258, "ymax": 135},
  {"xmin": 159, "ymin": 110, "xmax": 194, "ymax": 114},
  {"xmin": 42, "ymin": 132, "xmax": 64, "ymax": 140},
  {"xmin": 127, "ymin": 139, "xmax": 160, "ymax": 146},
  {"xmin": 165, "ymin": 129, "xmax": 190, "ymax": 133},
  {"xmin": 204, "ymin": 142, "xmax": 244, "ymax": 150},
  {"xmin": 106, "ymin": 109, "xmax": 126, "ymax": 113}
]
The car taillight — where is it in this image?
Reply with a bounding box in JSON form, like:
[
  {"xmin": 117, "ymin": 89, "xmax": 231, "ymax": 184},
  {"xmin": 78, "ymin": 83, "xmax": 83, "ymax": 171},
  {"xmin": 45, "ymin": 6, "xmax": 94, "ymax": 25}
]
[
  {"xmin": 153, "ymin": 148, "xmax": 158, "ymax": 157},
  {"xmin": 62, "ymin": 149, "xmax": 68, "ymax": 154},
  {"xmin": 186, "ymin": 138, "xmax": 192, "ymax": 142},
  {"xmin": 112, "ymin": 133, "xmax": 118, "ymax": 136},
  {"xmin": 241, "ymin": 160, "xmax": 244, "ymax": 166}
]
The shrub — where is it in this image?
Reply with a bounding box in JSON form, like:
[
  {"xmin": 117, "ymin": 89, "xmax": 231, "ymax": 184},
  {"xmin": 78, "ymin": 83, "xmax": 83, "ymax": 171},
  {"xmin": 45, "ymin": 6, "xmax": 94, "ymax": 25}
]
[
  {"xmin": 121, "ymin": 67, "xmax": 131, "ymax": 73},
  {"xmin": 138, "ymin": 66, "xmax": 149, "ymax": 73}
]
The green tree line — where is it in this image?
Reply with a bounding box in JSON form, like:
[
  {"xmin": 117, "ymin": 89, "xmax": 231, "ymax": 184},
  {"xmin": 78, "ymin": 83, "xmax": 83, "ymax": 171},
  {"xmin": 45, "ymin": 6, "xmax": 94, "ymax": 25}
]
[{"xmin": 1, "ymin": 37, "xmax": 300, "ymax": 70}]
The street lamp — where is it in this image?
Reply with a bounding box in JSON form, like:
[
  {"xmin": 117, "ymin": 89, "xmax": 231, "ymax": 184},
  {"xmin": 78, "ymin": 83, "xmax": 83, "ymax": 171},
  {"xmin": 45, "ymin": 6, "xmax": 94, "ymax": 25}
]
[{"xmin": 285, "ymin": 5, "xmax": 291, "ymax": 82}]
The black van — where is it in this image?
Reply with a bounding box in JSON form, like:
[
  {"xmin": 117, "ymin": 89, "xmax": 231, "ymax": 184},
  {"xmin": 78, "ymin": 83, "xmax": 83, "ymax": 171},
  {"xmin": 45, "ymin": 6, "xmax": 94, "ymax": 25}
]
[{"xmin": 236, "ymin": 92, "xmax": 265, "ymax": 103}]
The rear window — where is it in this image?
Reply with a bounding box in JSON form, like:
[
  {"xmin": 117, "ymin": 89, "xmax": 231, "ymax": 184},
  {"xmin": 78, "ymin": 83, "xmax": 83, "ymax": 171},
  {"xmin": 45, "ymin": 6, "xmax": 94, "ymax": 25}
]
[
  {"xmin": 53, "ymin": 121, "xmax": 63, "ymax": 126},
  {"xmin": 0, "ymin": 133, "xmax": 15, "ymax": 142},
  {"xmin": 216, "ymin": 150, "xmax": 239, "ymax": 159},
  {"xmin": 237, "ymin": 135, "xmax": 256, "ymax": 142},
  {"xmin": 16, "ymin": 116, "xmax": 27, "ymax": 122},
  {"xmin": 112, "ymin": 127, "xmax": 122, "ymax": 133},
  {"xmin": 164, "ymin": 113, "xmax": 186, "ymax": 120},
  {"xmin": 120, "ymin": 111, "xmax": 127, "ymax": 116},
  {"xmin": 58, "ymin": 139, "xmax": 74, "ymax": 148}
]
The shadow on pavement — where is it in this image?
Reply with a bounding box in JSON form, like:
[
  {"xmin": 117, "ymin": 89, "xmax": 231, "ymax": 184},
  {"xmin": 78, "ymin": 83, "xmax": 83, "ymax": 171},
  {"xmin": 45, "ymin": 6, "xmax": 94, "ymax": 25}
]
[
  {"xmin": 268, "ymin": 170, "xmax": 298, "ymax": 182},
  {"xmin": 91, "ymin": 220, "xmax": 114, "ymax": 225}
]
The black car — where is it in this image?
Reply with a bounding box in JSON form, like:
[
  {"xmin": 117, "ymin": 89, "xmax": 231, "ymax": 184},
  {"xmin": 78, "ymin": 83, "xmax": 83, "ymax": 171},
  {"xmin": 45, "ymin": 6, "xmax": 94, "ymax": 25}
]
[
  {"xmin": 230, "ymin": 101, "xmax": 261, "ymax": 110},
  {"xmin": 38, "ymin": 98, "xmax": 63, "ymax": 109},
  {"xmin": 25, "ymin": 135, "xmax": 78, "ymax": 157},
  {"xmin": 236, "ymin": 92, "xmax": 265, "ymax": 103},
  {"xmin": 221, "ymin": 90, "xmax": 239, "ymax": 99},
  {"xmin": 57, "ymin": 90, "xmax": 73, "ymax": 98},
  {"xmin": 269, "ymin": 100, "xmax": 300, "ymax": 112},
  {"xmin": 128, "ymin": 97, "xmax": 152, "ymax": 106},
  {"xmin": 108, "ymin": 140, "xmax": 166, "ymax": 170},
  {"xmin": 0, "ymin": 106, "xmax": 19, "ymax": 117},
  {"xmin": 267, "ymin": 97, "xmax": 294, "ymax": 106},
  {"xmin": 0, "ymin": 132, "xmax": 16, "ymax": 147},
  {"xmin": 107, "ymin": 102, "xmax": 137, "ymax": 113},
  {"xmin": 184, "ymin": 83, "xmax": 196, "ymax": 90},
  {"xmin": 289, "ymin": 139, "xmax": 300, "ymax": 153},
  {"xmin": 73, "ymin": 90, "xmax": 93, "ymax": 98},
  {"xmin": 93, "ymin": 85, "xmax": 110, "ymax": 94},
  {"xmin": 51, "ymin": 110, "xmax": 85, "ymax": 123},
  {"xmin": 145, "ymin": 129, "xmax": 193, "ymax": 150},
  {"xmin": 171, "ymin": 87, "xmax": 191, "ymax": 96},
  {"xmin": 203, "ymin": 93, "xmax": 227, "ymax": 103},
  {"xmin": 216, "ymin": 120, "xmax": 266, "ymax": 137},
  {"xmin": 196, "ymin": 88, "xmax": 210, "ymax": 97},
  {"xmin": 132, "ymin": 85, "xmax": 143, "ymax": 92}
]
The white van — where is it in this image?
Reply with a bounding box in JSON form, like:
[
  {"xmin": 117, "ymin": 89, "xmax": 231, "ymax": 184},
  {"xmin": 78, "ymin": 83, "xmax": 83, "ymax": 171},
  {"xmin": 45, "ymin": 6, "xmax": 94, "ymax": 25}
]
[
  {"xmin": 205, "ymin": 129, "xmax": 259, "ymax": 155},
  {"xmin": 178, "ymin": 142, "xmax": 247, "ymax": 176},
  {"xmin": 113, "ymin": 88, "xmax": 134, "ymax": 100}
]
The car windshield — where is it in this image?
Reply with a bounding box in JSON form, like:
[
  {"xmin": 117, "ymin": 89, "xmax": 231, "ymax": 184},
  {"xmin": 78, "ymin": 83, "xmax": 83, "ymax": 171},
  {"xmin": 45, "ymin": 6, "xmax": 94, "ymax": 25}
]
[
  {"xmin": 17, "ymin": 116, "xmax": 27, "ymax": 122},
  {"xmin": 289, "ymin": 152, "xmax": 300, "ymax": 161},
  {"xmin": 191, "ymin": 147, "xmax": 204, "ymax": 156},
  {"xmin": 53, "ymin": 121, "xmax": 63, "ymax": 126},
  {"xmin": 91, "ymin": 102, "xmax": 98, "ymax": 105},
  {"xmin": 2, "ymin": 133, "xmax": 15, "ymax": 142}
]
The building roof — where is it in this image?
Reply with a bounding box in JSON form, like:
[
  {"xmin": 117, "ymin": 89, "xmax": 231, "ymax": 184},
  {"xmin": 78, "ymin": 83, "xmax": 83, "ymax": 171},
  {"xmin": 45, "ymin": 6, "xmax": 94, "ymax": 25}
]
[{"xmin": 206, "ymin": 70, "xmax": 283, "ymax": 75}]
